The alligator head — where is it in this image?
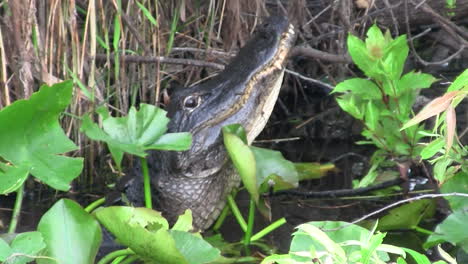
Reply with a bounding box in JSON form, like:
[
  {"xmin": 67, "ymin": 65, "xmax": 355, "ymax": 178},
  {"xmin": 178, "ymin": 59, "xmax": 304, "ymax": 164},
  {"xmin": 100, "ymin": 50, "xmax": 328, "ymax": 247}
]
[{"xmin": 141, "ymin": 16, "xmax": 295, "ymax": 230}]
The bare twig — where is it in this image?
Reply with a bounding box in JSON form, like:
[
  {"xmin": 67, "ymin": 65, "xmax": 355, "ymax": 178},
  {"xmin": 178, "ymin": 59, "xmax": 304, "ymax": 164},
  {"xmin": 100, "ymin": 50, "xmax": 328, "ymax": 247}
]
[
  {"xmin": 404, "ymin": 0, "xmax": 467, "ymax": 66},
  {"xmin": 291, "ymin": 46, "xmax": 352, "ymax": 63},
  {"xmin": 324, "ymin": 193, "xmax": 468, "ymax": 231},
  {"xmin": 285, "ymin": 69, "xmax": 335, "ymax": 90}
]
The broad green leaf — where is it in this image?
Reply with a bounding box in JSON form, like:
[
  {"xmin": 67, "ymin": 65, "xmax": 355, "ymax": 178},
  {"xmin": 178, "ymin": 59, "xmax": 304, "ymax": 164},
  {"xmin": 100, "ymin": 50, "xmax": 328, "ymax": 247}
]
[
  {"xmin": 172, "ymin": 209, "xmax": 193, "ymax": 232},
  {"xmin": 7, "ymin": 232, "xmax": 46, "ymax": 264},
  {"xmin": 447, "ymin": 68, "xmax": 468, "ymax": 92},
  {"xmin": 402, "ymin": 248, "xmax": 431, "ymax": 264},
  {"xmin": 377, "ymin": 199, "xmax": 435, "ymax": 231},
  {"xmin": 223, "ymin": 130, "xmax": 257, "ymax": 202},
  {"xmin": 81, "ymin": 104, "xmax": 191, "ymax": 168},
  {"xmin": 251, "ymin": 146, "xmax": 298, "ymax": 190},
  {"xmin": 94, "ymin": 206, "xmax": 186, "ymax": 264},
  {"xmin": 149, "ymin": 132, "xmax": 192, "ymax": 151},
  {"xmin": 0, "ymin": 238, "xmax": 12, "ymax": 261},
  {"xmin": 397, "ymin": 72, "xmax": 437, "ymax": 95},
  {"xmin": 0, "ymin": 81, "xmax": 83, "ymax": 191},
  {"xmin": 420, "ymin": 138, "xmax": 445, "ymax": 159},
  {"xmin": 425, "ymin": 209, "xmax": 468, "ymax": 252},
  {"xmin": 170, "ymin": 230, "xmax": 221, "ymax": 264},
  {"xmin": 0, "ymin": 163, "xmax": 30, "ymax": 194},
  {"xmin": 37, "ymin": 199, "xmax": 102, "ymax": 264},
  {"xmin": 332, "ymin": 78, "xmax": 382, "ymax": 99},
  {"xmin": 440, "ymin": 171, "xmax": 468, "ymax": 210}
]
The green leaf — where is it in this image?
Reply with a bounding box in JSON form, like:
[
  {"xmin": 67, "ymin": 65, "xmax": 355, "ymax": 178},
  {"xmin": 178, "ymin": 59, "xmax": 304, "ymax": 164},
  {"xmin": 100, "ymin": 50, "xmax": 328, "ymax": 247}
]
[
  {"xmin": 170, "ymin": 230, "xmax": 221, "ymax": 264},
  {"xmin": 440, "ymin": 171, "xmax": 468, "ymax": 211},
  {"xmin": 447, "ymin": 68, "xmax": 468, "ymax": 92},
  {"xmin": 136, "ymin": 1, "xmax": 158, "ymax": 26},
  {"xmin": 366, "ymin": 24, "xmax": 386, "ymax": 59},
  {"xmin": 149, "ymin": 132, "xmax": 192, "ymax": 151},
  {"xmin": 365, "ymin": 101, "xmax": 380, "ymax": 131},
  {"xmin": 347, "ymin": 34, "xmax": 381, "ymax": 80},
  {"xmin": 222, "ymin": 131, "xmax": 257, "ymax": 202},
  {"xmin": 294, "ymin": 162, "xmax": 335, "ymax": 181},
  {"xmin": 425, "ymin": 209, "xmax": 468, "ymax": 251},
  {"xmin": 402, "ymin": 248, "xmax": 431, "ymax": 264},
  {"xmin": 80, "ymin": 104, "xmax": 191, "ymax": 168},
  {"xmin": 0, "ymin": 238, "xmax": 12, "ymax": 262},
  {"xmin": 0, "ymin": 163, "xmax": 30, "ymax": 194},
  {"xmin": 172, "ymin": 210, "xmax": 193, "ymax": 232},
  {"xmin": 37, "ymin": 199, "xmax": 102, "ymax": 264},
  {"xmin": 6, "ymin": 232, "xmax": 46, "ymax": 264},
  {"xmin": 94, "ymin": 206, "xmax": 186, "ymax": 264},
  {"xmin": 332, "ymin": 78, "xmax": 382, "ymax": 99},
  {"xmin": 335, "ymin": 94, "xmax": 364, "ymax": 120},
  {"xmin": 377, "ymin": 199, "xmax": 435, "ymax": 231},
  {"xmin": 433, "ymin": 157, "xmax": 452, "ymax": 184},
  {"xmin": 222, "ymin": 124, "xmax": 248, "ymax": 144},
  {"xmin": 251, "ymin": 146, "xmax": 298, "ymax": 191},
  {"xmin": 383, "ymin": 35, "xmax": 408, "ymax": 80},
  {"xmin": 397, "ymin": 72, "xmax": 437, "ymax": 95},
  {"xmin": 294, "ymin": 223, "xmax": 347, "ymax": 263},
  {"xmin": 0, "ymin": 81, "xmax": 83, "ymax": 191},
  {"xmin": 420, "ymin": 138, "xmax": 445, "ymax": 159}
]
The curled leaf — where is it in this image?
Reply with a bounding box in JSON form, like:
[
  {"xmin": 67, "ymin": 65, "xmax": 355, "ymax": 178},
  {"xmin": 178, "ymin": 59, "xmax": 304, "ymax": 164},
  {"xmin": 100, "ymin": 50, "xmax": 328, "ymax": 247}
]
[{"xmin": 445, "ymin": 105, "xmax": 456, "ymax": 151}]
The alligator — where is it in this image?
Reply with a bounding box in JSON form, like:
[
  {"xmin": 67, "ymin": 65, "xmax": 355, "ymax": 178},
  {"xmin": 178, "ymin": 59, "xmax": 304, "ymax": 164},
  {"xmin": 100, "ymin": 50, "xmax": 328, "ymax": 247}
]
[{"xmin": 126, "ymin": 15, "xmax": 296, "ymax": 231}]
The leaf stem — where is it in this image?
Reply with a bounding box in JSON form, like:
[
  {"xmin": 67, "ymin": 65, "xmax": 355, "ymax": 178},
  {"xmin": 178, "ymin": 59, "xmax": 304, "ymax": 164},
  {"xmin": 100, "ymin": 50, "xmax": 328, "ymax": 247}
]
[
  {"xmin": 97, "ymin": 248, "xmax": 135, "ymax": 264},
  {"xmin": 243, "ymin": 198, "xmax": 256, "ymax": 246},
  {"xmin": 250, "ymin": 217, "xmax": 287, "ymax": 241},
  {"xmin": 212, "ymin": 203, "xmax": 230, "ymax": 231},
  {"xmin": 8, "ymin": 184, "xmax": 25, "ymax": 233},
  {"xmin": 227, "ymin": 194, "xmax": 247, "ymax": 232},
  {"xmin": 85, "ymin": 197, "xmax": 106, "ymax": 213},
  {"xmin": 140, "ymin": 157, "xmax": 152, "ymax": 209}
]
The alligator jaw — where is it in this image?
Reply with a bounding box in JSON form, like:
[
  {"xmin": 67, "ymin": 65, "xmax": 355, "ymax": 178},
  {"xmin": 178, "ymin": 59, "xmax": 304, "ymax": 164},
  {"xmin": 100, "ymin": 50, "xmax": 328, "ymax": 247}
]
[{"xmin": 151, "ymin": 16, "xmax": 296, "ymax": 230}]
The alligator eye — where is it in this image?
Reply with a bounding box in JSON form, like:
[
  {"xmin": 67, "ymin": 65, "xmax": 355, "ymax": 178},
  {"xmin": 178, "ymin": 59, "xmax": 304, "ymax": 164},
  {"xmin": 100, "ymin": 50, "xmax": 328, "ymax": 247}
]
[{"xmin": 183, "ymin": 95, "xmax": 201, "ymax": 110}]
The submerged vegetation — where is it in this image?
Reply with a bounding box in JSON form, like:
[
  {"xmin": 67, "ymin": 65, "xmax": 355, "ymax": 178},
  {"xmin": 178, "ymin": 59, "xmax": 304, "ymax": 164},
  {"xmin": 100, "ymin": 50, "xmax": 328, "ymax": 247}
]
[{"xmin": 1, "ymin": 1, "xmax": 468, "ymax": 263}]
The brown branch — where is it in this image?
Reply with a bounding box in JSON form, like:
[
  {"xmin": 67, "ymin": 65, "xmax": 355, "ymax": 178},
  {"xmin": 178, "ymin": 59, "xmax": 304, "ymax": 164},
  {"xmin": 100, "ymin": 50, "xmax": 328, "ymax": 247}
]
[
  {"xmin": 291, "ymin": 46, "xmax": 352, "ymax": 63},
  {"xmin": 404, "ymin": 0, "xmax": 467, "ymax": 66},
  {"xmin": 93, "ymin": 54, "xmax": 226, "ymax": 70}
]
